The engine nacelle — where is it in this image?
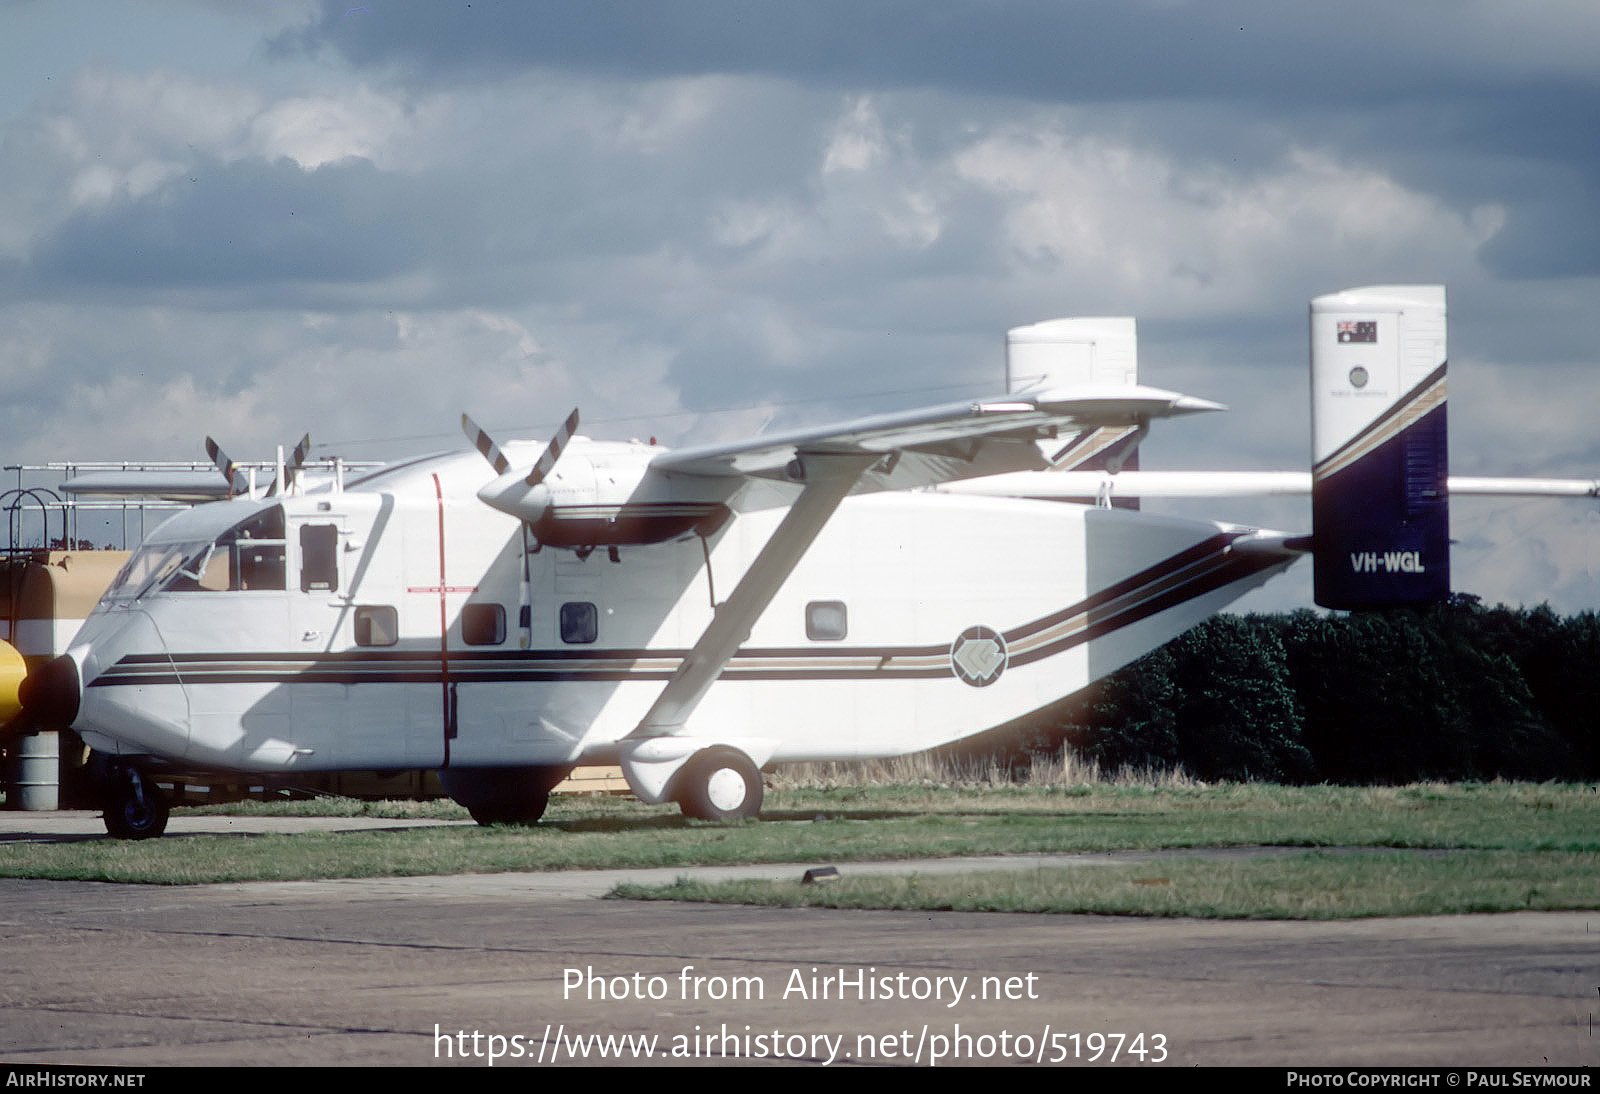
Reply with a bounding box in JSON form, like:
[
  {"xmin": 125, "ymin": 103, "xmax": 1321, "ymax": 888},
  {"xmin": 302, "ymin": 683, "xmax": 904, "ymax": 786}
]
[{"xmin": 477, "ymin": 447, "xmax": 729, "ymax": 548}]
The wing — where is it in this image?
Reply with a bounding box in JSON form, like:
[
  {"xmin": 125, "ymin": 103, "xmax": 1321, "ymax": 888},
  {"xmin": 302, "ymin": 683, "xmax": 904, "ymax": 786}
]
[
  {"xmin": 619, "ymin": 385, "xmax": 1222, "ymax": 747},
  {"xmin": 941, "ymin": 470, "xmax": 1600, "ymax": 501},
  {"xmin": 648, "ymin": 385, "xmax": 1224, "ymax": 494},
  {"xmin": 60, "ymin": 472, "xmax": 232, "ymax": 503}
]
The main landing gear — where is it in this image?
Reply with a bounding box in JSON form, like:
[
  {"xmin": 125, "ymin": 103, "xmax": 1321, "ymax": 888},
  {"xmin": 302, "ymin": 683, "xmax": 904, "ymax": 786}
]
[
  {"xmin": 102, "ymin": 764, "xmax": 170, "ymax": 840},
  {"xmin": 440, "ymin": 765, "xmax": 573, "ymax": 826},
  {"xmin": 467, "ymin": 792, "xmax": 549, "ymax": 827},
  {"xmin": 444, "ymin": 750, "xmax": 767, "ymax": 826},
  {"xmin": 672, "ymin": 746, "xmax": 764, "ymax": 822}
]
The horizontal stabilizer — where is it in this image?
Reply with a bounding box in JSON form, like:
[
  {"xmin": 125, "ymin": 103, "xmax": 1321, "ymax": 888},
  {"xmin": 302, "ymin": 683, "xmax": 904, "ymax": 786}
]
[{"xmin": 945, "ymin": 470, "xmax": 1600, "ymax": 501}]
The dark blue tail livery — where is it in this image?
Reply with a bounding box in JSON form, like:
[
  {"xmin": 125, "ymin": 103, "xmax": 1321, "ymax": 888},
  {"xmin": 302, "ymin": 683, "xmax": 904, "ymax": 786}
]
[{"xmin": 1309, "ymin": 286, "xmax": 1450, "ymax": 609}]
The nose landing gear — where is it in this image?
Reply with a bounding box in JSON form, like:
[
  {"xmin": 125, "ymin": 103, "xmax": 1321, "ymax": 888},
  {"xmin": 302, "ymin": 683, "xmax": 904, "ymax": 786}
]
[{"xmin": 102, "ymin": 764, "xmax": 170, "ymax": 840}]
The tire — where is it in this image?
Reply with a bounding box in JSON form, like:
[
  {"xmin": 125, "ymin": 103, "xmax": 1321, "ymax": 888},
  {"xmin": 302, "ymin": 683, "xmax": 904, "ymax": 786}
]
[
  {"xmin": 102, "ymin": 768, "xmax": 169, "ymax": 840},
  {"xmin": 440, "ymin": 766, "xmax": 568, "ymax": 827},
  {"xmin": 674, "ymin": 747, "xmax": 763, "ymax": 822},
  {"xmin": 466, "ymin": 789, "xmax": 550, "ymax": 827}
]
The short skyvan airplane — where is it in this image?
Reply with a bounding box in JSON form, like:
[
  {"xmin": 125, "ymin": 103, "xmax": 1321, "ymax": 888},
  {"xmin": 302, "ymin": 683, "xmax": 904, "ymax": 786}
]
[{"xmin": 21, "ymin": 286, "xmax": 1597, "ymax": 837}]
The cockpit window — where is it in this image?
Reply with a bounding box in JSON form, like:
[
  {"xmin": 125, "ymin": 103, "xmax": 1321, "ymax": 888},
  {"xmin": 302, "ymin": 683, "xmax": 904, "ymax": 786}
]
[
  {"xmin": 108, "ymin": 507, "xmax": 287, "ymax": 599},
  {"xmin": 106, "ymin": 541, "xmax": 212, "ymax": 600}
]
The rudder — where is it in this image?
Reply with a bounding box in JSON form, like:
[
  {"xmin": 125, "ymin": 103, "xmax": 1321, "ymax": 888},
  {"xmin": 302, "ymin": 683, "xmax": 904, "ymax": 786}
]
[{"xmin": 1310, "ymin": 285, "xmax": 1449, "ymax": 609}]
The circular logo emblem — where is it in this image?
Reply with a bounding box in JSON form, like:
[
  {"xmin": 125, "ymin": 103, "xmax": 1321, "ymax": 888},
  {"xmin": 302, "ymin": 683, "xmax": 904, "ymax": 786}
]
[
  {"xmin": 950, "ymin": 625, "xmax": 1007, "ymax": 688},
  {"xmin": 1348, "ymin": 366, "xmax": 1369, "ymax": 389}
]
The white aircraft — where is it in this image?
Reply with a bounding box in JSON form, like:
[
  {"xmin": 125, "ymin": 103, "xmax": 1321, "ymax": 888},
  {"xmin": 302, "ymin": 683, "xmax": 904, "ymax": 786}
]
[{"xmin": 20, "ymin": 285, "xmax": 1598, "ymax": 838}]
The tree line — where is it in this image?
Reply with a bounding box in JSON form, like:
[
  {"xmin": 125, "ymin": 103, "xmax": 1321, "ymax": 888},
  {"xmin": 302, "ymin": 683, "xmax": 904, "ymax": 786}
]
[{"xmin": 1000, "ymin": 598, "xmax": 1600, "ymax": 783}]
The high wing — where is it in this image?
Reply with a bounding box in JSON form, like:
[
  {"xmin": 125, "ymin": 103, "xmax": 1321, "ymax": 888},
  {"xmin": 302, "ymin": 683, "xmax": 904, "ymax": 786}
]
[
  {"xmin": 61, "ymin": 444, "xmax": 381, "ymax": 505},
  {"xmin": 60, "ymin": 472, "xmax": 231, "ymax": 503},
  {"xmin": 620, "ymin": 384, "xmax": 1223, "ymax": 753},
  {"xmin": 648, "ymin": 385, "xmax": 1223, "ymax": 496}
]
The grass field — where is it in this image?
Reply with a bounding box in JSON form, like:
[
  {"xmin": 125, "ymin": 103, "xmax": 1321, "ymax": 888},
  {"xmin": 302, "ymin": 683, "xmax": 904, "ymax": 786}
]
[
  {"xmin": 611, "ymin": 848, "xmax": 1600, "ymax": 918},
  {"xmin": 1, "ymin": 780, "xmax": 1595, "ymax": 919}
]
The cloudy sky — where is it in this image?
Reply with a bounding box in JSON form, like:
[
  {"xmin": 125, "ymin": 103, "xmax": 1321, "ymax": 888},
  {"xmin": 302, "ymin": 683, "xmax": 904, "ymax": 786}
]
[{"xmin": 3, "ymin": 0, "xmax": 1598, "ymax": 611}]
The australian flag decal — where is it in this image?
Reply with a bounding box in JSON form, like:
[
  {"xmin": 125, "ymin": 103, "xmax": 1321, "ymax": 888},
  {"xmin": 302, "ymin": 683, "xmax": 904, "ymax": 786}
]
[{"xmin": 1337, "ymin": 320, "xmax": 1378, "ymax": 344}]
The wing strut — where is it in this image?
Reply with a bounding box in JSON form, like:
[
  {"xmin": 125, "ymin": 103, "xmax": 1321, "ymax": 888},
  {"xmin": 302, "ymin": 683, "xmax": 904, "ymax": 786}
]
[{"xmin": 628, "ymin": 451, "xmax": 876, "ymax": 739}]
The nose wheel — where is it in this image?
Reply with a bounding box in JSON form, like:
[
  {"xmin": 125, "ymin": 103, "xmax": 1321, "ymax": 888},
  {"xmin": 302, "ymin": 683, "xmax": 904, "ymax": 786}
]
[{"xmin": 102, "ymin": 765, "xmax": 169, "ymax": 840}]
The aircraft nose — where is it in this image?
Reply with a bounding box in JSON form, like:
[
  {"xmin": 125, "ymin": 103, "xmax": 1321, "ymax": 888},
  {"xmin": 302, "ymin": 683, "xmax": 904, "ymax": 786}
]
[{"xmin": 19, "ymin": 654, "xmax": 81, "ymax": 727}]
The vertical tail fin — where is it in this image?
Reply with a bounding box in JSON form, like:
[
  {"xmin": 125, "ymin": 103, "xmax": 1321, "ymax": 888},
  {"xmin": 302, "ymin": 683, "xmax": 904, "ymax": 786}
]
[
  {"xmin": 1006, "ymin": 316, "xmax": 1137, "ymax": 393},
  {"xmin": 1008, "ymin": 317, "xmax": 1143, "ymax": 506},
  {"xmin": 1310, "ymin": 285, "xmax": 1449, "ymax": 609}
]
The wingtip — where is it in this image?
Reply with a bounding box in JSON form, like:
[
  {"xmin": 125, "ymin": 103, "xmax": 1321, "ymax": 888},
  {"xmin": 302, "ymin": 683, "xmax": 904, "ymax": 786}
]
[
  {"xmin": 1172, "ymin": 395, "xmax": 1228, "ymax": 414},
  {"xmin": 1030, "ymin": 385, "xmax": 1227, "ymax": 416}
]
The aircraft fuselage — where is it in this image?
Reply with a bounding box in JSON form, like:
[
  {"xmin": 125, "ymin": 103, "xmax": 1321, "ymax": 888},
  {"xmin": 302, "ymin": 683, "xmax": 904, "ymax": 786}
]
[{"xmin": 56, "ymin": 442, "xmax": 1295, "ymax": 780}]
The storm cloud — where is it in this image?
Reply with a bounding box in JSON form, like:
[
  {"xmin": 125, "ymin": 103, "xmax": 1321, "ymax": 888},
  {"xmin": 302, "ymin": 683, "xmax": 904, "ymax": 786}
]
[{"xmin": 1, "ymin": 0, "xmax": 1596, "ymax": 609}]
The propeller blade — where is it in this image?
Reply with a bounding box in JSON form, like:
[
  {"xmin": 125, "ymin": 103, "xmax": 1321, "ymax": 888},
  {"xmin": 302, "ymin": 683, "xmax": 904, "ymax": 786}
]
[
  {"xmin": 267, "ymin": 433, "xmax": 313, "ymax": 497},
  {"xmin": 204, "ymin": 437, "xmax": 249, "ymax": 497},
  {"xmin": 461, "ymin": 413, "xmax": 511, "ymax": 475},
  {"xmin": 525, "ymin": 408, "xmax": 579, "ymax": 487},
  {"xmin": 288, "ymin": 433, "xmax": 312, "ymax": 474}
]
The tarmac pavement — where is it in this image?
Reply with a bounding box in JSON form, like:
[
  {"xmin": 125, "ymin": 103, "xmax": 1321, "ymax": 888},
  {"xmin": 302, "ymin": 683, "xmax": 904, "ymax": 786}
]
[{"xmin": 0, "ymin": 811, "xmax": 1596, "ymax": 1068}]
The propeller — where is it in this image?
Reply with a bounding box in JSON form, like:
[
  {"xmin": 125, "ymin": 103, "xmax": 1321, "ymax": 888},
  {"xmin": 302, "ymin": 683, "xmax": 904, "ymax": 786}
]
[
  {"xmin": 206, "ymin": 433, "xmax": 314, "ymax": 499},
  {"xmin": 462, "ymin": 409, "xmax": 580, "ymax": 523}
]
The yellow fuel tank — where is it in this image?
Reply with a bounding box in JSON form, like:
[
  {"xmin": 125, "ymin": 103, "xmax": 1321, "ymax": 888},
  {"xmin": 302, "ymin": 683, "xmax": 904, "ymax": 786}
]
[{"xmin": 0, "ymin": 638, "xmax": 24, "ymax": 727}]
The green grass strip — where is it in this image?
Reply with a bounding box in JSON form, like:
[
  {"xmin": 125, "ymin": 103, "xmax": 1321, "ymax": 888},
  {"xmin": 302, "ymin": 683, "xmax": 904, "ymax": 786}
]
[
  {"xmin": 609, "ymin": 850, "xmax": 1600, "ymax": 919},
  {"xmin": 1, "ymin": 782, "xmax": 1594, "ymax": 887}
]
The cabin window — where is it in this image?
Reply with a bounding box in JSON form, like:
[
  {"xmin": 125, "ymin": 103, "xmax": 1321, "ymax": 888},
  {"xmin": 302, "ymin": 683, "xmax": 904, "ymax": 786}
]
[
  {"xmin": 232, "ymin": 508, "xmax": 286, "ymax": 591},
  {"xmin": 236, "ymin": 542, "xmax": 287, "ymax": 591},
  {"xmin": 217, "ymin": 505, "xmax": 286, "ymax": 588},
  {"xmin": 560, "ymin": 601, "xmax": 598, "ymax": 644},
  {"xmin": 806, "ymin": 600, "xmax": 848, "ymax": 641},
  {"xmin": 354, "ymin": 605, "xmax": 398, "ymax": 647},
  {"xmin": 462, "ymin": 603, "xmax": 505, "ymax": 646},
  {"xmin": 299, "ymin": 524, "xmax": 339, "ymax": 593}
]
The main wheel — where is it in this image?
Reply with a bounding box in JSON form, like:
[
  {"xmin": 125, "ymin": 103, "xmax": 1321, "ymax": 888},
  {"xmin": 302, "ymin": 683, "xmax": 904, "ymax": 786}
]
[
  {"xmin": 466, "ymin": 789, "xmax": 550, "ymax": 826},
  {"xmin": 674, "ymin": 747, "xmax": 763, "ymax": 822},
  {"xmin": 102, "ymin": 767, "xmax": 169, "ymax": 840},
  {"xmin": 439, "ymin": 766, "xmax": 569, "ymax": 827}
]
